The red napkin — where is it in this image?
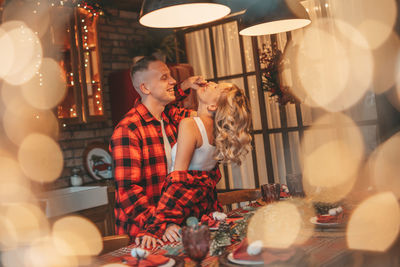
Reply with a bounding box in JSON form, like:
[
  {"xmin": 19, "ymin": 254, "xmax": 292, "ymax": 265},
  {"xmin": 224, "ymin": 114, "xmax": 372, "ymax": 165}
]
[
  {"xmin": 122, "ymin": 254, "xmax": 169, "ymax": 267},
  {"xmin": 280, "ymin": 191, "xmax": 290, "ymax": 198},
  {"xmin": 232, "ymin": 239, "xmax": 264, "ymax": 262},
  {"xmin": 280, "ymin": 184, "xmax": 290, "ymax": 198},
  {"xmin": 233, "ymin": 239, "xmax": 296, "ymax": 264},
  {"xmin": 317, "ymin": 212, "xmax": 344, "ymax": 223},
  {"xmin": 200, "ymin": 214, "xmax": 219, "ymax": 228}
]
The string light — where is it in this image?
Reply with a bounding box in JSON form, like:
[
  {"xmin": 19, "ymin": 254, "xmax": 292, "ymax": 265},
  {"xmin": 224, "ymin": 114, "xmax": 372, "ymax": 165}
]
[
  {"xmin": 46, "ymin": 0, "xmax": 104, "ymax": 15},
  {"xmin": 49, "ymin": 0, "xmax": 104, "ymax": 118}
]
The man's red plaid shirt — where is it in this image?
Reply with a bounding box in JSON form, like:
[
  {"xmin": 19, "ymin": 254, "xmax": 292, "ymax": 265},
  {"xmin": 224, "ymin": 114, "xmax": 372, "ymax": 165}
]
[{"xmin": 110, "ymin": 87, "xmax": 192, "ymax": 238}]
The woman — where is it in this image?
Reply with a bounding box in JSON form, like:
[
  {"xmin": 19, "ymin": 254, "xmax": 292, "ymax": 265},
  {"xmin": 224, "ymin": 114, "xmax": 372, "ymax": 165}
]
[{"xmin": 137, "ymin": 82, "xmax": 252, "ymax": 248}]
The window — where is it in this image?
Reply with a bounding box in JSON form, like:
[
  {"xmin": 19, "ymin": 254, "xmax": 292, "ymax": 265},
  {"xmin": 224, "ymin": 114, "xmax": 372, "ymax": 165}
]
[
  {"xmin": 183, "ymin": 3, "xmax": 379, "ymax": 190},
  {"xmin": 54, "ymin": 7, "xmax": 104, "ymax": 124}
]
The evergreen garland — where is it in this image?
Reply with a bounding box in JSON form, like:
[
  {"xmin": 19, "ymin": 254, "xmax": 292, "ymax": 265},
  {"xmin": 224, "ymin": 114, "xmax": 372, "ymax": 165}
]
[{"xmin": 209, "ymin": 213, "xmax": 254, "ymax": 256}]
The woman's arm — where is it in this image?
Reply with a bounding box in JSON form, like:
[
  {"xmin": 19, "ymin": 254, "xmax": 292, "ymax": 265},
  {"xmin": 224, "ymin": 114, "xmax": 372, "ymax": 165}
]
[{"xmin": 173, "ymin": 117, "xmax": 199, "ymax": 171}]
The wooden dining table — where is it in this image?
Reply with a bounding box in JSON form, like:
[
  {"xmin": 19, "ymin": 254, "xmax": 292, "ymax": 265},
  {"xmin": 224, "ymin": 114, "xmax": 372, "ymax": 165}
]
[{"xmin": 93, "ymin": 200, "xmax": 398, "ymax": 267}]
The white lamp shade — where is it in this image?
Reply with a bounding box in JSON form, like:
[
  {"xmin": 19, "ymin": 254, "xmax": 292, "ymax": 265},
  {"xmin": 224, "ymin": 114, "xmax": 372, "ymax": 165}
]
[
  {"xmin": 239, "ymin": 0, "xmax": 311, "ymax": 36},
  {"xmin": 139, "ymin": 1, "xmax": 231, "ymax": 28},
  {"xmin": 240, "ymin": 19, "xmax": 311, "ymax": 36}
]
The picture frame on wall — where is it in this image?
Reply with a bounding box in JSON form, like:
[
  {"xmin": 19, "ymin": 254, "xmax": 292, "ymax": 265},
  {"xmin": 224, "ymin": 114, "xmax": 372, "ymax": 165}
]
[{"xmin": 83, "ymin": 142, "xmax": 113, "ymax": 180}]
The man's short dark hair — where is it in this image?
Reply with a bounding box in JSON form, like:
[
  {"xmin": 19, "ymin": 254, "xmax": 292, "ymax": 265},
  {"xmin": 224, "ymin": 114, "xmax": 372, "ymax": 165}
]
[{"xmin": 130, "ymin": 55, "xmax": 159, "ymax": 79}]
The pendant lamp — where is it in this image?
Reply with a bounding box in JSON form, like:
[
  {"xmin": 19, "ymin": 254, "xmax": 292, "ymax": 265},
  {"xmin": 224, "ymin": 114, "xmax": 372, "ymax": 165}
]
[
  {"xmin": 139, "ymin": 0, "xmax": 231, "ymax": 28},
  {"xmin": 239, "ymin": 0, "xmax": 311, "ymax": 36}
]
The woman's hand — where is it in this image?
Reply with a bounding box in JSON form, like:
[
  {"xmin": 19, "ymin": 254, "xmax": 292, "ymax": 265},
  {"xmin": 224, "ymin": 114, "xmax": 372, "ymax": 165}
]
[
  {"xmin": 162, "ymin": 224, "xmax": 181, "ymax": 243},
  {"xmin": 181, "ymin": 76, "xmax": 207, "ymax": 91},
  {"xmin": 135, "ymin": 235, "xmax": 164, "ymax": 249}
]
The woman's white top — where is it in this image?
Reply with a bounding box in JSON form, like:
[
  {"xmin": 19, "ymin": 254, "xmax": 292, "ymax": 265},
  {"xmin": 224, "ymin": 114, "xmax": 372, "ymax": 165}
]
[{"xmin": 170, "ymin": 117, "xmax": 217, "ymax": 172}]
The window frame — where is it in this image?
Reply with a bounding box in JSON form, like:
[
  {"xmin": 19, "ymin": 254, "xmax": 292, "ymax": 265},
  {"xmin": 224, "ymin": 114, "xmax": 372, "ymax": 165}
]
[{"xmin": 179, "ymin": 13, "xmax": 380, "ymax": 189}]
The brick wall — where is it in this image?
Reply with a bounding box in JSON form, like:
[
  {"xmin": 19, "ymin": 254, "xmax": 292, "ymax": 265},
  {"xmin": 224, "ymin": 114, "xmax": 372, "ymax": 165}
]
[{"xmin": 53, "ymin": 8, "xmax": 149, "ymax": 189}]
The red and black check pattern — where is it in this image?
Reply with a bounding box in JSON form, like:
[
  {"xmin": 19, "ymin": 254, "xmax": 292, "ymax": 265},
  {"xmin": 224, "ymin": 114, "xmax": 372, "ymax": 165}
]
[
  {"xmin": 110, "ymin": 86, "xmax": 191, "ymax": 238},
  {"xmin": 138, "ymin": 168, "xmax": 222, "ymax": 239}
]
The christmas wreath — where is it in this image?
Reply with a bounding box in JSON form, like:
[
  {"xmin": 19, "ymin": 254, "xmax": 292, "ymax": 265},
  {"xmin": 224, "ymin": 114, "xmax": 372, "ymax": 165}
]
[{"xmin": 259, "ymin": 42, "xmax": 298, "ymax": 105}]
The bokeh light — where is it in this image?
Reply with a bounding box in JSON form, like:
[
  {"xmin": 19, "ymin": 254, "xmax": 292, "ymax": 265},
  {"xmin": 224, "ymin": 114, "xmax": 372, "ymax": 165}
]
[
  {"xmin": 0, "ymin": 156, "xmax": 33, "ymax": 203},
  {"xmin": 0, "ymin": 81, "xmax": 22, "ymax": 108},
  {"xmin": 0, "ymin": 214, "xmax": 19, "ymax": 250},
  {"xmin": 330, "ymin": 0, "xmax": 397, "ymax": 49},
  {"xmin": 1, "ymin": 20, "xmax": 42, "ymax": 85},
  {"xmin": 347, "ymin": 192, "xmax": 400, "ymax": 251},
  {"xmin": 369, "ymin": 132, "xmax": 400, "ymax": 198},
  {"xmin": 3, "ymin": 98, "xmax": 59, "ymax": 145},
  {"xmin": 2, "ymin": 203, "xmax": 49, "ymax": 246},
  {"xmin": 371, "ymin": 32, "xmax": 400, "ymax": 94},
  {"xmin": 286, "ymin": 18, "xmax": 372, "ymax": 112},
  {"xmin": 301, "ymin": 113, "xmax": 364, "ymax": 202},
  {"xmin": 25, "ymin": 236, "xmax": 78, "ymax": 267},
  {"xmin": 1, "ymin": 249, "xmax": 27, "ymax": 267},
  {"xmin": 2, "ymin": 0, "xmax": 51, "ymax": 38},
  {"xmin": 287, "ymin": 198, "xmax": 315, "ymax": 245},
  {"xmin": 18, "ymin": 133, "xmax": 63, "ymax": 183},
  {"xmin": 392, "ymin": 52, "xmax": 400, "ymax": 111},
  {"xmin": 21, "ymin": 57, "xmax": 66, "ymax": 110},
  {"xmin": 0, "ymin": 156, "xmax": 26, "ymax": 183},
  {"xmin": 0, "ymin": 27, "xmax": 14, "ymax": 78},
  {"xmin": 52, "ymin": 216, "xmax": 103, "ymax": 256},
  {"xmin": 247, "ymin": 202, "xmax": 302, "ymax": 248}
]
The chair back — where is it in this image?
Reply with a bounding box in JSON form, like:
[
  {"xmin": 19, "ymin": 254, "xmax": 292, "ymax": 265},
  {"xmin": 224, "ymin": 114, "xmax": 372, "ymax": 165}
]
[
  {"xmin": 217, "ymin": 189, "xmax": 261, "ymax": 212},
  {"xmin": 101, "ymin": 234, "xmax": 130, "ymax": 255}
]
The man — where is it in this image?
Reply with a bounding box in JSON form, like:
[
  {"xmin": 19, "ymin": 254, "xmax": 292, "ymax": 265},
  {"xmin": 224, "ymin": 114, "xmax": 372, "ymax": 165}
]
[{"xmin": 110, "ymin": 56, "xmax": 205, "ymax": 247}]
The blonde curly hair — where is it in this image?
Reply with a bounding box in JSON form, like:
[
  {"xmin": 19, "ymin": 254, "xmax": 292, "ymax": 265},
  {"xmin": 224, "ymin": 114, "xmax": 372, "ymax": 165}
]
[{"xmin": 214, "ymin": 84, "xmax": 252, "ymax": 165}]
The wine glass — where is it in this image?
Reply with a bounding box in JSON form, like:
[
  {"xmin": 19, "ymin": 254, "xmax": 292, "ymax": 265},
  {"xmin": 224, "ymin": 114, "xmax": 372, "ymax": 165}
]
[{"xmin": 182, "ymin": 224, "xmax": 210, "ymax": 266}]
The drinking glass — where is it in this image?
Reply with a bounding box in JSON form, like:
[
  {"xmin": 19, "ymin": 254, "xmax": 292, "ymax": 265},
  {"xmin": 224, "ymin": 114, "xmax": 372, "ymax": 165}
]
[
  {"xmin": 182, "ymin": 225, "xmax": 210, "ymax": 266},
  {"xmin": 286, "ymin": 174, "xmax": 304, "ymax": 197},
  {"xmin": 261, "ymin": 183, "xmax": 280, "ymax": 203}
]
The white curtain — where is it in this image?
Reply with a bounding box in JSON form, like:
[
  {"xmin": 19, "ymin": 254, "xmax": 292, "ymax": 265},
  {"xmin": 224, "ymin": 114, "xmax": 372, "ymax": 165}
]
[
  {"xmin": 185, "ymin": 28, "xmax": 214, "ymax": 79},
  {"xmin": 186, "ymin": 22, "xmax": 259, "ymax": 189}
]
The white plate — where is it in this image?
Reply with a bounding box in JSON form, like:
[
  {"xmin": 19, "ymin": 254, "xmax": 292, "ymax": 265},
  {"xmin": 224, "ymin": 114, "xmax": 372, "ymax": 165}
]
[
  {"xmin": 309, "ymin": 216, "xmax": 340, "ymax": 226},
  {"xmin": 159, "ymin": 258, "xmax": 175, "ymax": 267},
  {"xmin": 83, "ymin": 142, "xmax": 113, "ymax": 180},
  {"xmin": 227, "ymin": 252, "xmax": 264, "ymax": 265}
]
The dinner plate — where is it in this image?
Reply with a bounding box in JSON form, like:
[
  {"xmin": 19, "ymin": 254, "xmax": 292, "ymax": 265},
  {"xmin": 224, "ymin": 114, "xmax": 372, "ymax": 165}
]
[
  {"xmin": 227, "ymin": 252, "xmax": 264, "ymax": 265},
  {"xmin": 309, "ymin": 216, "xmax": 342, "ymax": 227}
]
